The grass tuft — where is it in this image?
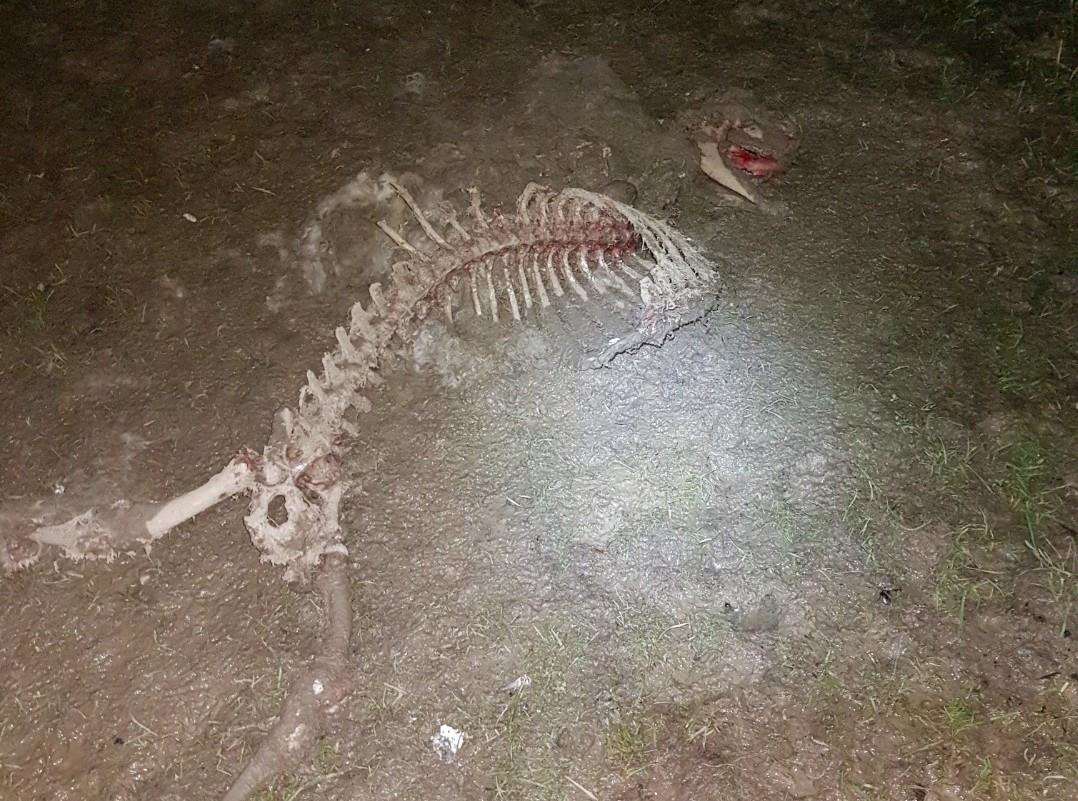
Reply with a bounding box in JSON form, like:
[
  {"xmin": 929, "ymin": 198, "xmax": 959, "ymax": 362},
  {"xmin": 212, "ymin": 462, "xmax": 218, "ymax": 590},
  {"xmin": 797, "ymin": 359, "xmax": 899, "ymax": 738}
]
[
  {"xmin": 604, "ymin": 714, "xmax": 654, "ymax": 771},
  {"xmin": 1001, "ymin": 435, "xmax": 1075, "ymax": 628},
  {"xmin": 934, "ymin": 519, "xmax": 1007, "ymax": 621},
  {"xmin": 943, "ymin": 694, "xmax": 977, "ymax": 735},
  {"xmin": 995, "ymin": 317, "xmax": 1048, "ymax": 400}
]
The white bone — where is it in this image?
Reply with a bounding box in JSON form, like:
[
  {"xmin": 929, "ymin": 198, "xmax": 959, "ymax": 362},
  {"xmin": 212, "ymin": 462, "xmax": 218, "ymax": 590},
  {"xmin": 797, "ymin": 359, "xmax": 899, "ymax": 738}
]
[
  {"xmin": 469, "ymin": 270, "xmax": 483, "ymax": 317},
  {"xmin": 377, "ymin": 221, "xmax": 428, "ymax": 261},
  {"xmin": 545, "ymin": 250, "xmax": 565, "ymax": 297},
  {"xmin": 561, "ymin": 248, "xmax": 588, "ymax": 301},
  {"xmin": 485, "ymin": 265, "xmax": 499, "ymax": 322},
  {"xmin": 387, "ymin": 178, "xmax": 452, "ymax": 251},
  {"xmin": 578, "ymin": 247, "xmax": 605, "ymax": 294},
  {"xmin": 516, "ymin": 253, "xmax": 533, "ymax": 310},
  {"xmin": 503, "ymin": 266, "xmax": 521, "ymax": 321},
  {"xmin": 531, "ymin": 251, "xmax": 551, "ymax": 308}
]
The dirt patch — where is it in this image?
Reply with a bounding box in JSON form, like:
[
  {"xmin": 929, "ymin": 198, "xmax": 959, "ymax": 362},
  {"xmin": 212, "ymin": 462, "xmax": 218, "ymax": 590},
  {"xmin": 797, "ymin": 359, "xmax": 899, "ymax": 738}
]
[{"xmin": 1, "ymin": 2, "xmax": 1075, "ymax": 800}]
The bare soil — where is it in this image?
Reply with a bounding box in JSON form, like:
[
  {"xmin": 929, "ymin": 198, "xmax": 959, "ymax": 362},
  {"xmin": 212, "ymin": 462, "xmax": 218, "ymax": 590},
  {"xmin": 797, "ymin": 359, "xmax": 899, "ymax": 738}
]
[{"xmin": 1, "ymin": 2, "xmax": 1074, "ymax": 800}]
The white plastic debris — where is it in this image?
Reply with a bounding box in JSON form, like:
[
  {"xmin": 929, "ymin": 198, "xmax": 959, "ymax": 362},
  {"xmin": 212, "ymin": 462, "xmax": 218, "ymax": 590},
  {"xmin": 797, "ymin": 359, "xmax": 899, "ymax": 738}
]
[
  {"xmin": 311, "ymin": 679, "xmax": 324, "ymax": 696},
  {"xmin": 431, "ymin": 724, "xmax": 465, "ymax": 762},
  {"xmin": 182, "ymin": 213, "xmax": 198, "ymax": 223}
]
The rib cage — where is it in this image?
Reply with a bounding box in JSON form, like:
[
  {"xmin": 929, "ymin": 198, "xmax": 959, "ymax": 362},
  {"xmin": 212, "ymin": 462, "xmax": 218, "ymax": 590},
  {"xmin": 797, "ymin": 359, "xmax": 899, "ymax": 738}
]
[
  {"xmin": 304, "ymin": 180, "xmax": 714, "ymax": 437},
  {"xmin": 244, "ymin": 178, "xmax": 717, "ymax": 577}
]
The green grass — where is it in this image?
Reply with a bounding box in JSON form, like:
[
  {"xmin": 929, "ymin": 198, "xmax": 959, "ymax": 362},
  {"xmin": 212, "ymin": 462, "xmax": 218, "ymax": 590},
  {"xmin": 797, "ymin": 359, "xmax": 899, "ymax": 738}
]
[
  {"xmin": 841, "ymin": 459, "xmax": 913, "ymax": 572},
  {"xmin": 943, "ymin": 694, "xmax": 978, "ymax": 735},
  {"xmin": 253, "ymin": 777, "xmax": 302, "ymax": 801},
  {"xmin": 610, "ymin": 600, "xmax": 677, "ymax": 667},
  {"xmin": 924, "ymin": 431, "xmax": 1072, "ymax": 624},
  {"xmin": 923, "ymin": 430, "xmax": 978, "ymax": 488},
  {"xmin": 936, "ymin": 55, "xmax": 980, "ymax": 103},
  {"xmin": 994, "ymin": 317, "xmax": 1049, "ymax": 401},
  {"xmin": 314, "ymin": 739, "xmax": 341, "ymax": 775},
  {"xmin": 490, "ymin": 693, "xmax": 567, "ymax": 801},
  {"xmin": 604, "ymin": 713, "xmax": 654, "ymax": 772},
  {"xmin": 972, "ymin": 757, "xmax": 995, "ymax": 795},
  {"xmin": 1000, "ymin": 435, "xmax": 1075, "ymax": 632},
  {"xmin": 771, "ymin": 499, "xmax": 808, "ymax": 548},
  {"xmin": 873, "ymin": 1, "xmax": 1075, "ymax": 81},
  {"xmin": 934, "ymin": 520, "xmax": 1008, "ymax": 621},
  {"xmin": 871, "ymin": 0, "xmax": 1076, "ymax": 176},
  {"xmin": 24, "ymin": 284, "xmax": 53, "ymax": 330},
  {"xmin": 2, "ymin": 265, "xmax": 70, "ymax": 334},
  {"xmin": 1004, "ymin": 437, "xmax": 1050, "ymax": 527},
  {"xmin": 4, "ymin": 281, "xmax": 55, "ymax": 332},
  {"xmin": 478, "ymin": 617, "xmax": 593, "ymax": 801},
  {"xmin": 267, "ymin": 661, "xmax": 287, "ymax": 710}
]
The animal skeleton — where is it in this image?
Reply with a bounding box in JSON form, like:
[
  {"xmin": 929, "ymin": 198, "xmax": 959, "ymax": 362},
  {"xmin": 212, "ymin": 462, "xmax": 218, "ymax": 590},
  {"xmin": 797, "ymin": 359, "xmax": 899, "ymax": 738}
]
[{"xmin": 6, "ymin": 177, "xmax": 719, "ymax": 799}]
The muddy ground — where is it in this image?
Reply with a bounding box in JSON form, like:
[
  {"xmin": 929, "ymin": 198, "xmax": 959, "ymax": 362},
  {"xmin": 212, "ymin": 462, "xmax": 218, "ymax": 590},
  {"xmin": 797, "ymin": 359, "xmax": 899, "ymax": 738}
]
[{"xmin": 1, "ymin": 2, "xmax": 1075, "ymax": 800}]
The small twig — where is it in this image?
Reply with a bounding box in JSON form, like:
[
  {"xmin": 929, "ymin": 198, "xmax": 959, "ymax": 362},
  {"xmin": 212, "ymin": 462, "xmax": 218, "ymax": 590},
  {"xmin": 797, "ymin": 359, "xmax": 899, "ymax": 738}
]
[
  {"xmin": 130, "ymin": 715, "xmax": 159, "ymax": 739},
  {"xmin": 566, "ymin": 776, "xmax": 599, "ymax": 800}
]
